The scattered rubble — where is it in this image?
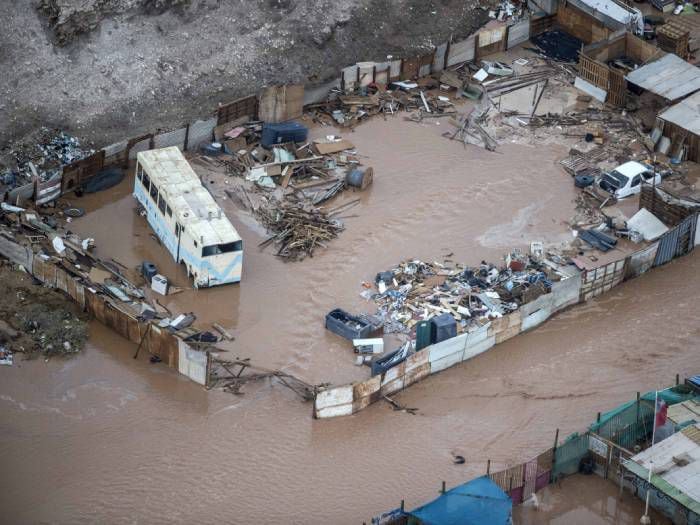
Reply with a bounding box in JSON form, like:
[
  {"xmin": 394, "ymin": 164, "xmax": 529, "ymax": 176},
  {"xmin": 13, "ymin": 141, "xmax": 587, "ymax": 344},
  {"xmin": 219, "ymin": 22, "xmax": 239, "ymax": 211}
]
[
  {"xmin": 363, "ymin": 251, "xmax": 570, "ymax": 337},
  {"xmin": 0, "ymin": 262, "xmax": 88, "ymax": 359}
]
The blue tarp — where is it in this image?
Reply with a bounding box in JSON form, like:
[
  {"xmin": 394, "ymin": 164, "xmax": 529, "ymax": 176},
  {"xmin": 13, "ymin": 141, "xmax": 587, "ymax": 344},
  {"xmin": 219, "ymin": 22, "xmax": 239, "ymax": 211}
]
[{"xmin": 408, "ymin": 476, "xmax": 513, "ymax": 525}]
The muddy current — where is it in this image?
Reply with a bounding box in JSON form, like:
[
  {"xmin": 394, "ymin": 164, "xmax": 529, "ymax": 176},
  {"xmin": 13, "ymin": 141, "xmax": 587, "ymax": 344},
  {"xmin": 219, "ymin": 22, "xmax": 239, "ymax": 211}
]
[{"xmin": 2, "ymin": 117, "xmax": 700, "ymax": 524}]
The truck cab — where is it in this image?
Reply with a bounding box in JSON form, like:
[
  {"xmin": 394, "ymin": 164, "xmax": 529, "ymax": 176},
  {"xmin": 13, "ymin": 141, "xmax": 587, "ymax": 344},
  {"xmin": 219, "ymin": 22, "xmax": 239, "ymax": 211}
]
[{"xmin": 597, "ymin": 161, "xmax": 661, "ymax": 199}]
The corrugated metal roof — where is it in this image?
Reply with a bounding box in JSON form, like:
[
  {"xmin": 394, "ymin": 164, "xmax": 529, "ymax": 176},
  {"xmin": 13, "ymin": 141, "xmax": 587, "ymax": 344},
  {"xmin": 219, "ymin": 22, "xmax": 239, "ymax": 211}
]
[
  {"xmin": 625, "ymin": 54, "xmax": 700, "ymax": 101},
  {"xmin": 669, "ymin": 400, "xmax": 700, "ymax": 426},
  {"xmin": 659, "ymin": 90, "xmax": 700, "ymax": 135},
  {"xmin": 569, "ymin": 0, "xmax": 643, "ymax": 32},
  {"xmin": 626, "ymin": 423, "xmax": 700, "ymax": 513},
  {"xmin": 137, "ymin": 147, "xmax": 240, "ymax": 246}
]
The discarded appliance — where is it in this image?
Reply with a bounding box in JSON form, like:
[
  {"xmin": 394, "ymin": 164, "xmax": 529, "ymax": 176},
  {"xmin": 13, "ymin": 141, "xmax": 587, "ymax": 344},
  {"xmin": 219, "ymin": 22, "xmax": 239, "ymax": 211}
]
[
  {"xmin": 353, "ymin": 338, "xmax": 384, "ymax": 355},
  {"xmin": 151, "ymin": 274, "xmax": 169, "ymax": 295},
  {"xmin": 346, "ymin": 166, "xmax": 374, "ymax": 190},
  {"xmin": 325, "ymin": 308, "xmax": 375, "ymax": 341},
  {"xmin": 261, "ymin": 121, "xmax": 308, "ymax": 148},
  {"xmin": 134, "ymin": 147, "xmax": 243, "ymax": 287},
  {"xmin": 141, "ymin": 261, "xmax": 158, "ymax": 284},
  {"xmin": 430, "ymin": 313, "xmax": 457, "ymax": 344}
]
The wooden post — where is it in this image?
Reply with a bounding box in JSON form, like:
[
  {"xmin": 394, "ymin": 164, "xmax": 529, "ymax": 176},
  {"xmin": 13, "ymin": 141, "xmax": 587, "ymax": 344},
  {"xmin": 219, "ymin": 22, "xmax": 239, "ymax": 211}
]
[
  {"xmin": 550, "ymin": 428, "xmax": 560, "ymax": 483},
  {"xmin": 676, "ymin": 374, "xmax": 680, "ymax": 386},
  {"xmin": 597, "ymin": 412, "xmax": 601, "ymax": 423},
  {"xmin": 636, "ymin": 392, "xmax": 641, "ymax": 429},
  {"xmin": 509, "ymin": 476, "xmax": 513, "ymax": 494},
  {"xmin": 400, "ymin": 500, "xmax": 405, "ymax": 512},
  {"xmin": 444, "ymin": 41, "xmax": 450, "ymax": 71},
  {"xmin": 486, "ymin": 459, "xmax": 491, "ymax": 476},
  {"xmin": 184, "ymin": 123, "xmax": 190, "ymax": 151},
  {"xmin": 372, "ymin": 65, "xmax": 377, "ymax": 84},
  {"xmin": 441, "ymin": 481, "xmax": 446, "ymax": 494}
]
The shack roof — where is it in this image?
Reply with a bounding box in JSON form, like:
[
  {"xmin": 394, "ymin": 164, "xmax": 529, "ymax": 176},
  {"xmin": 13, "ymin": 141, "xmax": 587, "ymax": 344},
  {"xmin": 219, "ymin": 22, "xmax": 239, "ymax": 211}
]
[
  {"xmin": 625, "ymin": 423, "xmax": 700, "ymax": 515},
  {"xmin": 668, "ymin": 400, "xmax": 700, "ymax": 426},
  {"xmin": 659, "ymin": 90, "xmax": 700, "ymax": 136},
  {"xmin": 625, "ymin": 54, "xmax": 700, "ymax": 102},
  {"xmin": 568, "ymin": 0, "xmax": 643, "ymax": 32},
  {"xmin": 407, "ymin": 476, "xmax": 512, "ymax": 525},
  {"xmin": 137, "ymin": 147, "xmax": 240, "ymax": 247}
]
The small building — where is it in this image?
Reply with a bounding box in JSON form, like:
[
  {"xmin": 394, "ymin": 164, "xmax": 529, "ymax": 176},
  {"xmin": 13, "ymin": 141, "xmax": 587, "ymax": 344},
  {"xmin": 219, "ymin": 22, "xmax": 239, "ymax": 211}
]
[
  {"xmin": 577, "ymin": 31, "xmax": 663, "ymax": 105},
  {"xmin": 623, "ymin": 423, "xmax": 700, "ymax": 525},
  {"xmin": 656, "ymin": 90, "xmax": 700, "ymax": 163},
  {"xmin": 406, "ymin": 476, "xmax": 513, "ymax": 525},
  {"xmin": 625, "ymin": 53, "xmax": 700, "ymax": 103},
  {"xmin": 556, "ymin": 0, "xmax": 643, "ymax": 44}
]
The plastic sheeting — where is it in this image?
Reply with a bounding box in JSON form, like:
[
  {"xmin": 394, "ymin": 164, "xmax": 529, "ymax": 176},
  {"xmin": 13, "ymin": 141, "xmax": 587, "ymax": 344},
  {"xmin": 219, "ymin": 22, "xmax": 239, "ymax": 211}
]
[{"xmin": 408, "ymin": 476, "xmax": 513, "ymax": 525}]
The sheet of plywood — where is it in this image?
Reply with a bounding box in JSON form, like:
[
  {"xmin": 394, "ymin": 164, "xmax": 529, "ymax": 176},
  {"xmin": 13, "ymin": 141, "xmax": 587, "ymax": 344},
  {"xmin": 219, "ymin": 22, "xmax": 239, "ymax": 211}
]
[{"xmin": 313, "ymin": 139, "xmax": 355, "ymax": 155}]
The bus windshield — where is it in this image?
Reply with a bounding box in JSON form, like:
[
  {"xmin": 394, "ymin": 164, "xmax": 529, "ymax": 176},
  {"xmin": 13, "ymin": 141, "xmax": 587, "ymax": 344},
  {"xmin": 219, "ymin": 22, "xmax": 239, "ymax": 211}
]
[{"xmin": 202, "ymin": 241, "xmax": 242, "ymax": 257}]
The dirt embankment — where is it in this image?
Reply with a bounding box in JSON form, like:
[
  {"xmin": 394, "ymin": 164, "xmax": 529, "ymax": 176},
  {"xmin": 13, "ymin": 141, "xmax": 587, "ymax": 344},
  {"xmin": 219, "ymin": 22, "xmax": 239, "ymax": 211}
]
[
  {"xmin": 0, "ymin": 262, "xmax": 88, "ymax": 358},
  {"xmin": 1, "ymin": 0, "xmax": 488, "ymax": 155}
]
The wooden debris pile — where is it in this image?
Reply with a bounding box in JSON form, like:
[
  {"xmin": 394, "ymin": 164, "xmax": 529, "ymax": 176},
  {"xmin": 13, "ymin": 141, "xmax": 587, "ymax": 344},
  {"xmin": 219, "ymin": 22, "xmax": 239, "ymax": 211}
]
[
  {"xmin": 257, "ymin": 199, "xmax": 345, "ymax": 260},
  {"xmin": 208, "ymin": 357, "xmax": 319, "ymax": 400},
  {"xmin": 306, "ymin": 83, "xmax": 457, "ymax": 128}
]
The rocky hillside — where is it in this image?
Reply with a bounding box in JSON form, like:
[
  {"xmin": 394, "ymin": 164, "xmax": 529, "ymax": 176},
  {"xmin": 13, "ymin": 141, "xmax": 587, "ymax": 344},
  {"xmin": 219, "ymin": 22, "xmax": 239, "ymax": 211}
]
[{"xmin": 1, "ymin": 0, "xmax": 488, "ymax": 151}]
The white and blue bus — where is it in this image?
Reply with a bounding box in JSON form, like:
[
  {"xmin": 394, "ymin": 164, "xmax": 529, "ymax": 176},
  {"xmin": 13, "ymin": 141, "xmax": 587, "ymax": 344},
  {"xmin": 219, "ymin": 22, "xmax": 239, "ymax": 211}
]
[{"xmin": 134, "ymin": 146, "xmax": 242, "ymax": 287}]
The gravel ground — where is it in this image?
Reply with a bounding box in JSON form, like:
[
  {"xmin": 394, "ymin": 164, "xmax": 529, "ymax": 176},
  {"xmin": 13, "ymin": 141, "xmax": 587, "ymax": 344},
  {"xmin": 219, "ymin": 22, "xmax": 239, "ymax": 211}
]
[{"xmin": 1, "ymin": 0, "xmax": 489, "ymax": 157}]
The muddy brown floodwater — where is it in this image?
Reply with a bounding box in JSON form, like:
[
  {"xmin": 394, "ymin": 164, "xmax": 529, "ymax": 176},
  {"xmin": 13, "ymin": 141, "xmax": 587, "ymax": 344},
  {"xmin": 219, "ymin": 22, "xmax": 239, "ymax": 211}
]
[{"xmin": 2, "ymin": 116, "xmax": 699, "ymax": 524}]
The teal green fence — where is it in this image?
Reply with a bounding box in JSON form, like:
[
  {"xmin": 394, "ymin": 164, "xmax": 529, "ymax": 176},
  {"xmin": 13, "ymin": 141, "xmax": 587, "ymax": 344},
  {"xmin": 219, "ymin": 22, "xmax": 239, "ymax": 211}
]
[{"xmin": 552, "ymin": 432, "xmax": 590, "ymax": 479}]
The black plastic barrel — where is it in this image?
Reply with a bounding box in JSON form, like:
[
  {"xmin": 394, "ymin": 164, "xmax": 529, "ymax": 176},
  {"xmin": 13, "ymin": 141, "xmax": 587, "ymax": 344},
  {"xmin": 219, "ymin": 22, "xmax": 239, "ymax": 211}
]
[{"xmin": 142, "ymin": 262, "xmax": 157, "ymax": 284}]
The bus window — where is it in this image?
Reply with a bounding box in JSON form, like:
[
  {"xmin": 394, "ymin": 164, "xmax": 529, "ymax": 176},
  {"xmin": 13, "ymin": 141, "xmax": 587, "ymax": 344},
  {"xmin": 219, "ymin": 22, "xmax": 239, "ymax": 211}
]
[
  {"xmin": 166, "ymin": 204, "xmax": 172, "ymax": 217},
  {"xmin": 142, "ymin": 172, "xmax": 151, "ymax": 192},
  {"xmin": 150, "ymin": 183, "xmax": 158, "ymax": 202},
  {"xmin": 202, "ymin": 240, "xmax": 243, "ymax": 257},
  {"xmin": 158, "ymin": 194, "xmax": 166, "ymax": 214}
]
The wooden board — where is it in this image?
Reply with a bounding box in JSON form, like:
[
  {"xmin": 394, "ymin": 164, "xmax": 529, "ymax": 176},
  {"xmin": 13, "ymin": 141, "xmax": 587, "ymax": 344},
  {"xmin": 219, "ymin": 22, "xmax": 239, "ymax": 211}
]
[{"xmin": 313, "ymin": 139, "xmax": 355, "ymax": 155}]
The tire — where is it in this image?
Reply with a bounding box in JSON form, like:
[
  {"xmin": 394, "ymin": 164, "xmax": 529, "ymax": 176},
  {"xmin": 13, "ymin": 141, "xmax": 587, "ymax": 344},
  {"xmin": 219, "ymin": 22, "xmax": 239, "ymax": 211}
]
[{"xmin": 575, "ymin": 174, "xmax": 595, "ymax": 188}]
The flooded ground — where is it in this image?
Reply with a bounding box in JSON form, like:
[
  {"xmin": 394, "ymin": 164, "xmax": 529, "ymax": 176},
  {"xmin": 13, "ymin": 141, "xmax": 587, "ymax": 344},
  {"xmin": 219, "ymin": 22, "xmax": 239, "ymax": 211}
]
[
  {"xmin": 2, "ymin": 114, "xmax": 697, "ymax": 524},
  {"xmin": 1, "ymin": 252, "xmax": 698, "ymax": 524},
  {"xmin": 513, "ymin": 474, "xmax": 671, "ymax": 524},
  {"xmin": 65, "ymin": 115, "xmax": 579, "ymax": 385}
]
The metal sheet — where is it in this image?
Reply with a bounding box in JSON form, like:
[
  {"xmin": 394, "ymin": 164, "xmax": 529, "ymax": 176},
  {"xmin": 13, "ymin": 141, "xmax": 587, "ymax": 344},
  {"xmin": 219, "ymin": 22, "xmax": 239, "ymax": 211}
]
[
  {"xmin": 178, "ymin": 339, "xmax": 208, "ymax": 385},
  {"xmin": 551, "ymin": 273, "xmax": 582, "ymax": 310},
  {"xmin": 659, "ymin": 90, "xmax": 700, "ymax": 136},
  {"xmin": 625, "ymin": 54, "xmax": 700, "ymax": 102},
  {"xmin": 447, "ymin": 36, "xmax": 476, "ymax": 67},
  {"xmin": 574, "ymin": 77, "xmax": 607, "ymax": 103},
  {"xmin": 316, "ymin": 404, "xmax": 354, "ymax": 418},
  {"xmin": 315, "ymin": 385, "xmax": 353, "ymax": 410},
  {"xmin": 0, "ymin": 236, "xmax": 33, "ymax": 268},
  {"xmin": 342, "ymin": 65, "xmax": 359, "ymax": 91},
  {"xmin": 507, "ymin": 19, "xmax": 530, "ymax": 49},
  {"xmin": 430, "ymin": 349, "xmax": 464, "ymax": 373},
  {"xmin": 428, "ymin": 333, "xmax": 468, "ymax": 363},
  {"xmin": 432, "ymin": 43, "xmax": 448, "ymax": 73},
  {"xmin": 463, "ymin": 335, "xmax": 496, "ymax": 361},
  {"xmin": 154, "ymin": 127, "xmax": 187, "ymax": 150},
  {"xmin": 654, "ymin": 213, "xmax": 697, "ymax": 266}
]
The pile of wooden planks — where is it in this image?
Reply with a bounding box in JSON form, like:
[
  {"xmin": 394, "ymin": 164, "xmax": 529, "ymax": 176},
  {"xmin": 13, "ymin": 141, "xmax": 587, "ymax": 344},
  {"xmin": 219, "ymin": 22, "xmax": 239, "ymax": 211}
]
[{"xmin": 257, "ymin": 200, "xmax": 345, "ymax": 260}]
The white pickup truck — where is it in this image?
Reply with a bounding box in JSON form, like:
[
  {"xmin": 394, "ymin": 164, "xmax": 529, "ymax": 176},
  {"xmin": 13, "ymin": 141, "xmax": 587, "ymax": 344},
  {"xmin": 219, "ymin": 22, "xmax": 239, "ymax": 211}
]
[{"xmin": 597, "ymin": 161, "xmax": 664, "ymax": 199}]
